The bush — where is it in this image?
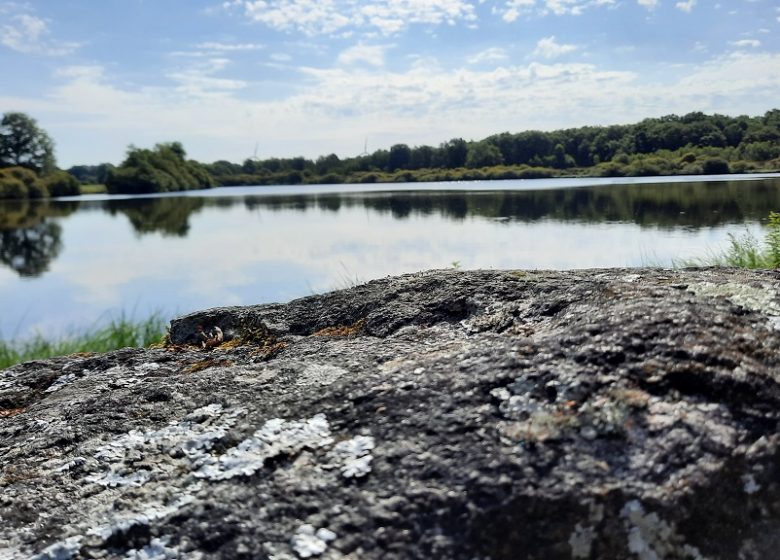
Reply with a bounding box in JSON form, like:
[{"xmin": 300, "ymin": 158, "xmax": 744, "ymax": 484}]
[
  {"xmin": 729, "ymin": 161, "xmax": 752, "ymax": 174},
  {"xmin": 0, "ymin": 176, "xmax": 28, "ymax": 199},
  {"xmin": 679, "ymin": 163, "xmax": 703, "ymax": 175},
  {"xmin": 517, "ymin": 167, "xmax": 554, "ymax": 179},
  {"xmin": 701, "ymin": 158, "xmax": 730, "ymax": 175},
  {"xmin": 44, "ymin": 171, "xmax": 81, "ymax": 197},
  {"xmin": 594, "ymin": 162, "xmax": 626, "ymax": 177},
  {"xmin": 26, "ymin": 181, "xmax": 50, "ymax": 198},
  {"xmin": 6, "ymin": 166, "xmax": 38, "ymax": 187},
  {"xmin": 317, "ymin": 173, "xmax": 345, "ymax": 184},
  {"xmin": 358, "ymin": 173, "xmax": 378, "ymax": 183}
]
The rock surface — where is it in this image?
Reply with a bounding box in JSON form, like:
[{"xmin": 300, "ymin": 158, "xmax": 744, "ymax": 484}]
[{"xmin": 3, "ymin": 268, "xmax": 780, "ymax": 559}]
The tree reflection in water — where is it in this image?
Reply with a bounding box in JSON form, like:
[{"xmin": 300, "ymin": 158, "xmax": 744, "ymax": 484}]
[
  {"xmin": 2, "ymin": 176, "xmax": 780, "ymax": 278},
  {"xmin": 0, "ymin": 199, "xmax": 77, "ymax": 277},
  {"xmin": 0, "ymin": 222, "xmax": 62, "ymax": 277}
]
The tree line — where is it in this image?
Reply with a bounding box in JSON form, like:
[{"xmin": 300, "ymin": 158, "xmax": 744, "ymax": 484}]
[
  {"xmin": 206, "ymin": 109, "xmax": 780, "ymax": 186},
  {"xmin": 2, "ymin": 109, "xmax": 780, "ymax": 198}
]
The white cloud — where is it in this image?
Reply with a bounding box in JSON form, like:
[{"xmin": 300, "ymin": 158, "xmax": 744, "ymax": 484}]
[
  {"xmin": 196, "ymin": 41, "xmax": 265, "ymax": 51},
  {"xmin": 0, "ymin": 12, "xmax": 79, "ymax": 55},
  {"xmin": 230, "ymin": 0, "xmax": 476, "ymax": 36},
  {"xmin": 500, "ymin": 0, "xmax": 535, "ymax": 22},
  {"xmin": 166, "ymin": 57, "xmax": 248, "ymax": 97},
  {"xmin": 532, "ymin": 36, "xmax": 578, "ymax": 58},
  {"xmin": 467, "ymin": 47, "xmax": 508, "ymax": 65},
  {"xmin": 675, "ymin": 0, "xmax": 696, "ymax": 12},
  {"xmin": 730, "ymin": 39, "xmax": 761, "ymax": 48},
  {"xmin": 7, "ymin": 48, "xmax": 780, "ymax": 168},
  {"xmin": 637, "ymin": 0, "xmax": 658, "ymax": 9},
  {"xmin": 498, "ymin": 0, "xmax": 614, "ymax": 20},
  {"xmin": 337, "ymin": 43, "xmax": 391, "ymax": 67}
]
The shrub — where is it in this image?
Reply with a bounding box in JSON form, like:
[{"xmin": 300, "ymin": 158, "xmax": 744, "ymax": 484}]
[
  {"xmin": 594, "ymin": 162, "xmax": 626, "ymax": 177},
  {"xmin": 679, "ymin": 163, "xmax": 703, "ymax": 175},
  {"xmin": 6, "ymin": 166, "xmax": 38, "ymax": 187},
  {"xmin": 26, "ymin": 181, "xmax": 50, "ymax": 198},
  {"xmin": 0, "ymin": 176, "xmax": 28, "ymax": 199},
  {"xmin": 358, "ymin": 173, "xmax": 378, "ymax": 183},
  {"xmin": 701, "ymin": 158, "xmax": 730, "ymax": 175},
  {"xmin": 317, "ymin": 173, "xmax": 345, "ymax": 184},
  {"xmin": 729, "ymin": 161, "xmax": 752, "ymax": 174},
  {"xmin": 44, "ymin": 171, "xmax": 81, "ymax": 197},
  {"xmin": 518, "ymin": 167, "xmax": 554, "ymax": 179}
]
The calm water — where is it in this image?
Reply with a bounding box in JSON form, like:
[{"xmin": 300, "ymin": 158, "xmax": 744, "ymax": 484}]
[{"xmin": 2, "ymin": 174, "xmax": 780, "ymax": 339}]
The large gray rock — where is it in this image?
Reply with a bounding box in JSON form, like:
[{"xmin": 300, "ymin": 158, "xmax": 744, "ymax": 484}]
[{"xmin": 3, "ymin": 268, "xmax": 780, "ymax": 559}]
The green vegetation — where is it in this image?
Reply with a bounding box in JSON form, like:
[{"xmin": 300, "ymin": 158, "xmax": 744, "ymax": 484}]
[
  {"xmin": 686, "ymin": 212, "xmax": 780, "ymax": 269},
  {"xmin": 0, "ymin": 166, "xmax": 80, "ymax": 199},
  {"xmin": 79, "ymin": 183, "xmax": 108, "ymax": 194},
  {"xmin": 0, "ymin": 112, "xmax": 56, "ymax": 174},
  {"xmin": 206, "ymin": 109, "xmax": 780, "ymax": 187},
  {"xmin": 0, "ymin": 112, "xmax": 82, "ymax": 199},
  {"xmin": 67, "ymin": 163, "xmax": 115, "ymax": 185},
  {"xmin": 5, "ymin": 109, "xmax": 780, "ymax": 195},
  {"xmin": 0, "ymin": 313, "xmax": 168, "ymax": 370},
  {"xmin": 105, "ymin": 142, "xmax": 215, "ymax": 194}
]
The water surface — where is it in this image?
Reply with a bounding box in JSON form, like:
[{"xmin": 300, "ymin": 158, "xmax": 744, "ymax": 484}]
[{"xmin": 2, "ymin": 174, "xmax": 779, "ymax": 339}]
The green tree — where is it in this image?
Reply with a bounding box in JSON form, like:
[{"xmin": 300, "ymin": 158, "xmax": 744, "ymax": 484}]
[
  {"xmin": 388, "ymin": 144, "xmax": 412, "ymax": 171},
  {"xmin": 0, "ymin": 112, "xmax": 56, "ymax": 174},
  {"xmin": 105, "ymin": 142, "xmax": 215, "ymax": 194},
  {"xmin": 440, "ymin": 138, "xmax": 468, "ymax": 168},
  {"xmin": 465, "ymin": 141, "xmax": 503, "ymax": 168}
]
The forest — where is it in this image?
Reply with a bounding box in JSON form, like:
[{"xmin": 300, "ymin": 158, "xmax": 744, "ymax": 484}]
[{"xmin": 204, "ymin": 109, "xmax": 780, "ymax": 188}]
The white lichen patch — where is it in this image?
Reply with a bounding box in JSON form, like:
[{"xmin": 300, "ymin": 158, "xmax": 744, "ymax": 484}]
[
  {"xmin": 621, "ymin": 500, "xmax": 706, "ymax": 560},
  {"xmin": 31, "ymin": 535, "xmax": 83, "ymax": 560},
  {"xmin": 45, "ymin": 373, "xmax": 78, "ymax": 393},
  {"xmin": 688, "ymin": 282, "xmax": 780, "ymax": 326},
  {"xmin": 81, "ymin": 403, "xmax": 245, "ymax": 486},
  {"xmin": 87, "ymin": 495, "xmax": 195, "ymax": 542},
  {"xmin": 327, "ymin": 436, "xmax": 375, "ymax": 478},
  {"xmin": 290, "ymin": 524, "xmax": 337, "ymax": 558},
  {"xmin": 86, "ymin": 468, "xmax": 152, "ymax": 488},
  {"xmin": 124, "ymin": 537, "xmax": 188, "ymax": 560},
  {"xmin": 194, "ymin": 414, "xmax": 334, "ymax": 481},
  {"xmin": 35, "ymin": 405, "xmax": 374, "ymax": 558}
]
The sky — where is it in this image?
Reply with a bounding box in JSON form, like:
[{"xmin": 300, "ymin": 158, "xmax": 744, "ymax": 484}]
[{"xmin": 0, "ymin": 0, "xmax": 778, "ymax": 168}]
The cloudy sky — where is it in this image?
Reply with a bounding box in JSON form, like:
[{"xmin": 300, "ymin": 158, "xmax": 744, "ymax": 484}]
[{"xmin": 1, "ymin": 0, "xmax": 778, "ymax": 167}]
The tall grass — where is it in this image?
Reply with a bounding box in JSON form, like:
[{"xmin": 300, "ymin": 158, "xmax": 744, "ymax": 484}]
[
  {"xmin": 0, "ymin": 313, "xmax": 168, "ymax": 370},
  {"xmin": 682, "ymin": 211, "xmax": 780, "ymax": 269}
]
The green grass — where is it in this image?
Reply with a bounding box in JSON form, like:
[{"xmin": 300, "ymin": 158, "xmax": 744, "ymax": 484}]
[
  {"xmin": 0, "ymin": 313, "xmax": 168, "ymax": 370},
  {"xmin": 682, "ymin": 211, "xmax": 780, "ymax": 269},
  {"xmin": 79, "ymin": 183, "xmax": 107, "ymax": 194}
]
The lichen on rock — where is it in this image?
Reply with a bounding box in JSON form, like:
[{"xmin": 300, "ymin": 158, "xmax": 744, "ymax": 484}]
[{"xmin": 4, "ymin": 268, "xmax": 780, "ymax": 559}]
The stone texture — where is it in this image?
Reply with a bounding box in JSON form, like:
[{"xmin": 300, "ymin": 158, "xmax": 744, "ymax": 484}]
[{"xmin": 3, "ymin": 268, "xmax": 780, "ymax": 559}]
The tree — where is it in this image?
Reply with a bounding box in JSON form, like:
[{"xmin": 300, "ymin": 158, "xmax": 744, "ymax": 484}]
[
  {"xmin": 0, "ymin": 112, "xmax": 56, "ymax": 174},
  {"xmin": 388, "ymin": 144, "xmax": 412, "ymax": 171},
  {"xmin": 105, "ymin": 142, "xmax": 215, "ymax": 194},
  {"xmin": 465, "ymin": 142, "xmax": 503, "ymax": 168}
]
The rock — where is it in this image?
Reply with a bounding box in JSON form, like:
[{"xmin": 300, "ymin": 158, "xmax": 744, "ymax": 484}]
[{"xmin": 3, "ymin": 267, "xmax": 780, "ymax": 559}]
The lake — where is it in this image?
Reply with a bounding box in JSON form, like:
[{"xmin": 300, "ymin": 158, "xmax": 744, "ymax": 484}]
[{"xmin": 2, "ymin": 173, "xmax": 780, "ymax": 340}]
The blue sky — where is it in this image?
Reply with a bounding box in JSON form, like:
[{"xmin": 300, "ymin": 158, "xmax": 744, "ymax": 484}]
[{"xmin": 1, "ymin": 0, "xmax": 778, "ymax": 167}]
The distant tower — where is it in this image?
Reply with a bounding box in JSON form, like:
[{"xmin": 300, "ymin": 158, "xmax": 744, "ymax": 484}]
[
  {"xmin": 359, "ymin": 138, "xmax": 369, "ymax": 157},
  {"xmin": 252, "ymin": 142, "xmax": 260, "ymax": 161}
]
